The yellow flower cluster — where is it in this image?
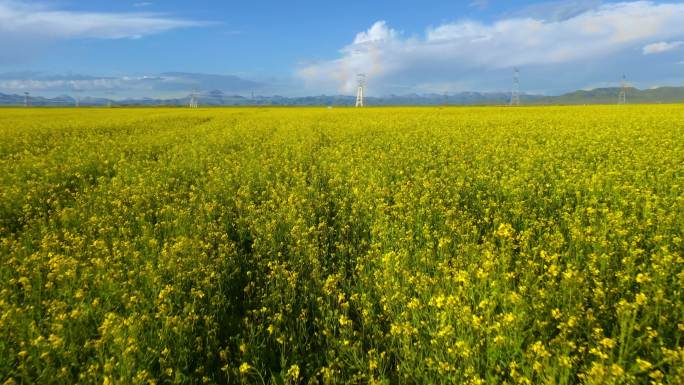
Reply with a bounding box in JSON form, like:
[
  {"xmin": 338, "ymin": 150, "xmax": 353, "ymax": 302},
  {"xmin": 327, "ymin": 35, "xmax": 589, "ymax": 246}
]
[{"xmin": 1, "ymin": 105, "xmax": 683, "ymax": 384}]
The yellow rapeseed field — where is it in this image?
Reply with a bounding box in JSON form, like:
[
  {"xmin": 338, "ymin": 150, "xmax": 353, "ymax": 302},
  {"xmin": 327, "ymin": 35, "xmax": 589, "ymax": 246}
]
[{"xmin": 1, "ymin": 106, "xmax": 683, "ymax": 384}]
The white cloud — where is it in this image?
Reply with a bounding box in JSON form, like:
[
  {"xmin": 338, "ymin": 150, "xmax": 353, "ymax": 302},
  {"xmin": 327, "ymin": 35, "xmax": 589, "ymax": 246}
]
[
  {"xmin": 133, "ymin": 2, "xmax": 153, "ymax": 7},
  {"xmin": 0, "ymin": 1, "xmax": 205, "ymax": 42},
  {"xmin": 0, "ymin": 72, "xmax": 262, "ymax": 98},
  {"xmin": 642, "ymin": 41, "xmax": 683, "ymax": 54},
  {"xmin": 298, "ymin": 1, "xmax": 684, "ymax": 94}
]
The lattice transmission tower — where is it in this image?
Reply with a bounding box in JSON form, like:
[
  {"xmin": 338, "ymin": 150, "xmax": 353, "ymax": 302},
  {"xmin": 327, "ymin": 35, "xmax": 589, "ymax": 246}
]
[
  {"xmin": 355, "ymin": 74, "xmax": 365, "ymax": 107},
  {"xmin": 24, "ymin": 92, "xmax": 30, "ymax": 107},
  {"xmin": 618, "ymin": 75, "xmax": 628, "ymax": 105},
  {"xmin": 510, "ymin": 68, "xmax": 521, "ymax": 106},
  {"xmin": 189, "ymin": 92, "xmax": 199, "ymax": 108},
  {"xmin": 71, "ymin": 85, "xmax": 83, "ymax": 108}
]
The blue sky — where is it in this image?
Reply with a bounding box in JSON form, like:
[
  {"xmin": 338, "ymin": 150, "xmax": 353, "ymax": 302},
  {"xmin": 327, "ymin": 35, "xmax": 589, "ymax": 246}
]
[{"xmin": 0, "ymin": 0, "xmax": 683, "ymax": 97}]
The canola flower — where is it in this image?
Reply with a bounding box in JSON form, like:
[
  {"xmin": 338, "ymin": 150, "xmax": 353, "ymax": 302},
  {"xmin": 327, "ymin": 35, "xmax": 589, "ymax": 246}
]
[{"xmin": 0, "ymin": 106, "xmax": 683, "ymax": 384}]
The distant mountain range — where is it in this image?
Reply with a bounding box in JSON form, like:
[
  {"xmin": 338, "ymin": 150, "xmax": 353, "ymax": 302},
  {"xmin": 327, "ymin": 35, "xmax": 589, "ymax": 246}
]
[
  {"xmin": 2, "ymin": 86, "xmax": 684, "ymax": 107},
  {"xmin": 535, "ymin": 86, "xmax": 684, "ymax": 105}
]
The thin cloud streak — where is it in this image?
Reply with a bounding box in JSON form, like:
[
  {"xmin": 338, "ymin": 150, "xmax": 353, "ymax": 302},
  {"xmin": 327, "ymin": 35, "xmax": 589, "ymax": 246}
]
[
  {"xmin": 0, "ymin": 1, "xmax": 206, "ymax": 40},
  {"xmin": 642, "ymin": 41, "xmax": 683, "ymax": 55}
]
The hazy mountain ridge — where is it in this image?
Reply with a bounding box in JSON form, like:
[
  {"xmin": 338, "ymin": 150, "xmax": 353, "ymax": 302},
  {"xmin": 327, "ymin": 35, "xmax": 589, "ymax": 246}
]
[
  {"xmin": 2, "ymin": 86, "xmax": 683, "ymax": 106},
  {"xmin": 535, "ymin": 86, "xmax": 684, "ymax": 104}
]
